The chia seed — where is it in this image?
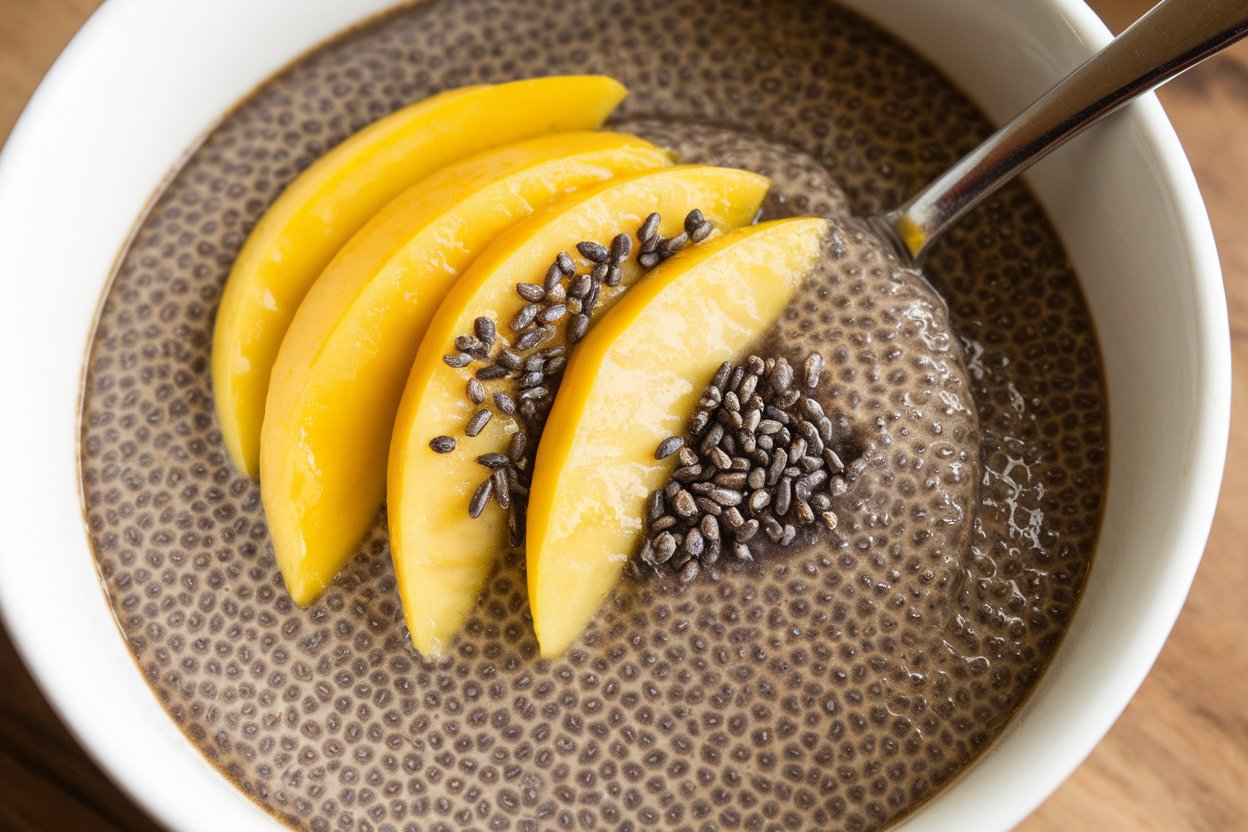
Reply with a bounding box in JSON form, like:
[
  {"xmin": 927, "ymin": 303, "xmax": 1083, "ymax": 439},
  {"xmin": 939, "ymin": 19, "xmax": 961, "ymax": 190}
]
[
  {"xmin": 638, "ymin": 212, "xmax": 660, "ymax": 243},
  {"xmin": 517, "ymin": 282, "xmax": 545, "ymax": 302},
  {"xmin": 429, "ymin": 436, "xmax": 456, "ymax": 454},
  {"xmin": 609, "ymin": 233, "xmax": 632, "ymax": 263},
  {"xmin": 468, "ymin": 477, "xmax": 493, "ymax": 518},
  {"xmin": 511, "ymin": 303, "xmax": 540, "ymax": 332},
  {"xmin": 465, "ymin": 408, "xmax": 492, "ymax": 437},
  {"xmin": 475, "ymin": 364, "xmax": 509, "ymax": 381},
  {"xmin": 660, "ymin": 232, "xmax": 688, "ymax": 258},
  {"xmin": 577, "ymin": 240, "xmax": 610, "ymax": 263},
  {"xmin": 683, "ymin": 209, "xmax": 705, "ymax": 235},
  {"xmin": 655, "ymin": 436, "xmax": 685, "ymax": 459}
]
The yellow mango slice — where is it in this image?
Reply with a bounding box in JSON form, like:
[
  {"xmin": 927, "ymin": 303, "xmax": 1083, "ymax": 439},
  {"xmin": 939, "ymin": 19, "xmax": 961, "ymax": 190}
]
[
  {"xmin": 260, "ymin": 131, "xmax": 671, "ymax": 606},
  {"xmin": 213, "ymin": 75, "xmax": 628, "ymax": 476},
  {"xmin": 388, "ymin": 165, "xmax": 771, "ymax": 656},
  {"xmin": 527, "ymin": 218, "xmax": 828, "ymax": 658}
]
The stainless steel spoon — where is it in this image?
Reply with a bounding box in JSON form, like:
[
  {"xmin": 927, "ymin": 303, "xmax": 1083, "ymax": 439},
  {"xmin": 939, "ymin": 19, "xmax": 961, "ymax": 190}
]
[{"xmin": 872, "ymin": 0, "xmax": 1248, "ymax": 263}]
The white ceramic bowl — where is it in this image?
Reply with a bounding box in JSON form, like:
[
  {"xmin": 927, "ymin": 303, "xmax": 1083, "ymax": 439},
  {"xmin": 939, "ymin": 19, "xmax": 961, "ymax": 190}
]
[{"xmin": 0, "ymin": 1, "xmax": 1229, "ymax": 830}]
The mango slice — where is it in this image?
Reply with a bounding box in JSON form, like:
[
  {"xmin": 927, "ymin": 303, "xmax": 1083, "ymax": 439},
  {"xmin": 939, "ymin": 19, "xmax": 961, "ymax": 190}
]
[
  {"xmin": 212, "ymin": 75, "xmax": 628, "ymax": 475},
  {"xmin": 388, "ymin": 165, "xmax": 771, "ymax": 656},
  {"xmin": 260, "ymin": 131, "xmax": 671, "ymax": 606},
  {"xmin": 526, "ymin": 218, "xmax": 828, "ymax": 658}
]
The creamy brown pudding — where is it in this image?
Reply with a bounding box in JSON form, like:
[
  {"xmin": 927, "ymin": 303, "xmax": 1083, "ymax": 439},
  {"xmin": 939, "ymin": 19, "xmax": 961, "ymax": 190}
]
[{"xmin": 79, "ymin": 1, "xmax": 1106, "ymax": 830}]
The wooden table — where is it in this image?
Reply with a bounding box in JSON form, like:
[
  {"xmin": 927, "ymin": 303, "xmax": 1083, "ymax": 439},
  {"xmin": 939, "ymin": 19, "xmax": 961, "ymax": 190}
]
[{"xmin": 1, "ymin": 1, "xmax": 1245, "ymax": 829}]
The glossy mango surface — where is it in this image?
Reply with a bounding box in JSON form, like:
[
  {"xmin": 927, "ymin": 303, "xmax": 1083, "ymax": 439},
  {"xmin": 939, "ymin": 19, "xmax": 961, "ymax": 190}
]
[
  {"xmin": 388, "ymin": 165, "xmax": 771, "ymax": 655},
  {"xmin": 261, "ymin": 131, "xmax": 670, "ymax": 605},
  {"xmin": 527, "ymin": 218, "xmax": 828, "ymax": 657},
  {"xmin": 212, "ymin": 76, "xmax": 628, "ymax": 475}
]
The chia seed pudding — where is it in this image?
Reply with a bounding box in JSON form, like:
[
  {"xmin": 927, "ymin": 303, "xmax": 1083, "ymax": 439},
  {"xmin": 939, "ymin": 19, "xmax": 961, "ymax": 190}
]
[{"xmin": 79, "ymin": 0, "xmax": 1107, "ymax": 829}]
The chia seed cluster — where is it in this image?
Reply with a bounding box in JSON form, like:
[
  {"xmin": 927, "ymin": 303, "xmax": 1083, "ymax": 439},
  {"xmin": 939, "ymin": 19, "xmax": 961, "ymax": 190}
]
[
  {"xmin": 638, "ymin": 351, "xmax": 851, "ymax": 583},
  {"xmin": 427, "ymin": 209, "xmax": 715, "ymax": 530}
]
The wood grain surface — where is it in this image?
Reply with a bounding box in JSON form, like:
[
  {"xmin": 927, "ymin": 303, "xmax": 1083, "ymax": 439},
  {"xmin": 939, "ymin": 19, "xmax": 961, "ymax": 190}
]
[{"xmin": 1, "ymin": 1, "xmax": 1244, "ymax": 829}]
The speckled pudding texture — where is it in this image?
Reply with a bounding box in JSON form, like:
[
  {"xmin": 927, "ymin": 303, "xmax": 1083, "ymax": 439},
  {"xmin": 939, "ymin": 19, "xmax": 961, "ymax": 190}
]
[{"xmin": 78, "ymin": 0, "xmax": 1107, "ymax": 830}]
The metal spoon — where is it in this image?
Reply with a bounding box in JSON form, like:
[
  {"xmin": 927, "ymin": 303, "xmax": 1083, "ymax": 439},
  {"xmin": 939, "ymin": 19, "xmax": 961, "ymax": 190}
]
[{"xmin": 872, "ymin": 0, "xmax": 1248, "ymax": 263}]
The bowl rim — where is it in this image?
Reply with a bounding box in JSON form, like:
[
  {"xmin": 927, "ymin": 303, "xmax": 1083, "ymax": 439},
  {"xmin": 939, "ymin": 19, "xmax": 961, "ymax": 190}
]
[{"xmin": 0, "ymin": 1, "xmax": 1230, "ymax": 831}]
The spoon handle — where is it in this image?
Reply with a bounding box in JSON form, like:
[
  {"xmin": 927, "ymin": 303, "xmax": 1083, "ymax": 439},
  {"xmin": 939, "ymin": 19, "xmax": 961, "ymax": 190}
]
[{"xmin": 879, "ymin": 0, "xmax": 1248, "ymax": 262}]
